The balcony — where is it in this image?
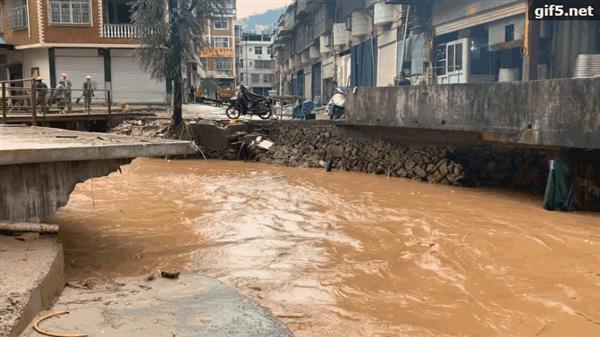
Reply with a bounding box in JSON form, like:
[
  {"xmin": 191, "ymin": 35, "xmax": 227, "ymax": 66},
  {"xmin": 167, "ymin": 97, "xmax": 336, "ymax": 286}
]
[{"xmin": 103, "ymin": 24, "xmax": 138, "ymax": 39}]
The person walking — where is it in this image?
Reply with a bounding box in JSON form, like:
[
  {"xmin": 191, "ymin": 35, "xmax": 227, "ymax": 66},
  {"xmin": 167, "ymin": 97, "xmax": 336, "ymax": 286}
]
[
  {"xmin": 60, "ymin": 72, "xmax": 73, "ymax": 111},
  {"xmin": 76, "ymin": 75, "xmax": 95, "ymax": 112}
]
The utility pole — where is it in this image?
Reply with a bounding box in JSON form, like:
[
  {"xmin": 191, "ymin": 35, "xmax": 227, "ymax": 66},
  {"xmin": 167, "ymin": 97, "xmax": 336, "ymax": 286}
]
[{"xmin": 523, "ymin": 0, "xmax": 540, "ymax": 81}]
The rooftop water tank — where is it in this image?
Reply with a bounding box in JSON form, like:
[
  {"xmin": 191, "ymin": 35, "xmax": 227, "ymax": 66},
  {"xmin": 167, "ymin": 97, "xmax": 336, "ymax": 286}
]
[{"xmin": 351, "ymin": 12, "xmax": 369, "ymax": 37}]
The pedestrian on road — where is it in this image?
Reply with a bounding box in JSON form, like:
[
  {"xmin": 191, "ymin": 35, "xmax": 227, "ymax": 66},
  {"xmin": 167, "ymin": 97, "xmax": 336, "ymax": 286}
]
[
  {"xmin": 76, "ymin": 75, "xmax": 95, "ymax": 112},
  {"xmin": 34, "ymin": 77, "xmax": 48, "ymax": 114},
  {"xmin": 60, "ymin": 72, "xmax": 73, "ymax": 111}
]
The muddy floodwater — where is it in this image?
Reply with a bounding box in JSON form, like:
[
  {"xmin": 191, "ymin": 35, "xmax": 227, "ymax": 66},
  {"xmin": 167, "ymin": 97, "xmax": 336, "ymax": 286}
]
[{"xmin": 50, "ymin": 158, "xmax": 600, "ymax": 337}]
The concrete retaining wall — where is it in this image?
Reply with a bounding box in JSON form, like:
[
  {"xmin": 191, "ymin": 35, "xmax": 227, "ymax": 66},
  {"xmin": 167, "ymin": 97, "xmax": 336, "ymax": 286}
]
[
  {"xmin": 0, "ymin": 159, "xmax": 130, "ymax": 222},
  {"xmin": 346, "ymin": 78, "xmax": 600, "ymax": 149}
]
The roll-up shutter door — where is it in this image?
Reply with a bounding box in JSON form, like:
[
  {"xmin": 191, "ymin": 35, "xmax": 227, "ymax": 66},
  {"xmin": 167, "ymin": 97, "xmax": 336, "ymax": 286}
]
[
  {"xmin": 377, "ymin": 42, "xmax": 397, "ymax": 87},
  {"xmin": 111, "ymin": 50, "xmax": 165, "ymax": 104},
  {"xmin": 55, "ymin": 49, "xmax": 105, "ymax": 103}
]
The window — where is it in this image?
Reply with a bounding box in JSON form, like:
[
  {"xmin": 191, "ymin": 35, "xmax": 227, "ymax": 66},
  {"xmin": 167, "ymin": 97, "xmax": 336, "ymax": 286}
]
[
  {"xmin": 49, "ymin": 0, "xmax": 91, "ymax": 24},
  {"xmin": 199, "ymin": 57, "xmax": 208, "ymax": 69},
  {"xmin": 213, "ymin": 18, "xmax": 228, "ymax": 30},
  {"xmin": 263, "ymin": 74, "xmax": 274, "ymax": 83},
  {"xmin": 212, "ymin": 37, "xmax": 229, "ymax": 48},
  {"xmin": 7, "ymin": 0, "xmax": 28, "ymax": 29},
  {"xmin": 254, "ymin": 60, "xmax": 272, "ymax": 69},
  {"xmin": 251, "ymin": 74, "xmax": 260, "ymax": 83},
  {"xmin": 215, "ymin": 58, "xmax": 231, "ymax": 70},
  {"xmin": 505, "ymin": 24, "xmax": 515, "ymax": 42},
  {"xmin": 267, "ymin": 47, "xmax": 272, "ymax": 56},
  {"xmin": 239, "ymin": 59, "xmax": 243, "ymax": 68},
  {"xmin": 239, "ymin": 73, "xmax": 244, "ymax": 82},
  {"xmin": 254, "ymin": 46, "xmax": 263, "ymax": 55}
]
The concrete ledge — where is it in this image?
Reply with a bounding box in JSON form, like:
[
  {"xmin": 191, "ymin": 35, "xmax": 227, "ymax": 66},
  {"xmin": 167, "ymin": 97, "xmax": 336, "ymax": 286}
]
[
  {"xmin": 0, "ymin": 235, "xmax": 64, "ymax": 337},
  {"xmin": 0, "ymin": 126, "xmax": 195, "ymax": 165}
]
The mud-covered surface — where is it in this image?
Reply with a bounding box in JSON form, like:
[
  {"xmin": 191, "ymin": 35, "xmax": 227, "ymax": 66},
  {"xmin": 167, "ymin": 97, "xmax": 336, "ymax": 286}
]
[
  {"xmin": 19, "ymin": 273, "xmax": 292, "ymax": 337},
  {"xmin": 49, "ymin": 159, "xmax": 600, "ymax": 337}
]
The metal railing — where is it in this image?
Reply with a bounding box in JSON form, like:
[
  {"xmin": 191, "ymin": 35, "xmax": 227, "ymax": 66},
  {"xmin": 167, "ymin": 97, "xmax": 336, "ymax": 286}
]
[
  {"xmin": 1, "ymin": 78, "xmax": 112, "ymax": 126},
  {"xmin": 103, "ymin": 24, "xmax": 138, "ymax": 39}
]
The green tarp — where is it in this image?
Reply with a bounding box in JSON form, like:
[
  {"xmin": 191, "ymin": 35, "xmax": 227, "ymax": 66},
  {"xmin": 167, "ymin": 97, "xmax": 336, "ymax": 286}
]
[{"xmin": 543, "ymin": 159, "xmax": 575, "ymax": 211}]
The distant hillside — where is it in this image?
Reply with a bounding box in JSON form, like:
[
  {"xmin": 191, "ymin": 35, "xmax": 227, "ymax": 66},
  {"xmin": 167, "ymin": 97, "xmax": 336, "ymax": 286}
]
[{"xmin": 238, "ymin": 7, "xmax": 286, "ymax": 34}]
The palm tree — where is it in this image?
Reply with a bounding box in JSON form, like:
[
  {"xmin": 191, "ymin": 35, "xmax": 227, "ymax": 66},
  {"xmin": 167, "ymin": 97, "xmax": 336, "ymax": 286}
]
[{"xmin": 131, "ymin": 0, "xmax": 222, "ymax": 127}]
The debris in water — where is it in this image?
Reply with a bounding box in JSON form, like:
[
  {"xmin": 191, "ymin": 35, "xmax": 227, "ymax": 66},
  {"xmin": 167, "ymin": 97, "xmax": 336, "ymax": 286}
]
[{"xmin": 160, "ymin": 271, "xmax": 180, "ymax": 279}]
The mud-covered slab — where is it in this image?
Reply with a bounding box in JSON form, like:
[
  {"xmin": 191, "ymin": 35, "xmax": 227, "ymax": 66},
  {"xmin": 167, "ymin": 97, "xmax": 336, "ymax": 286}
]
[
  {"xmin": 19, "ymin": 273, "xmax": 292, "ymax": 337},
  {"xmin": 0, "ymin": 125, "xmax": 194, "ymax": 165},
  {"xmin": 0, "ymin": 235, "xmax": 64, "ymax": 337}
]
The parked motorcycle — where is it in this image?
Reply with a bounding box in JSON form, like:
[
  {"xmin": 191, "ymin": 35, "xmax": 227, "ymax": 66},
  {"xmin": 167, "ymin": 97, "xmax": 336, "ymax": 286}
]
[
  {"xmin": 226, "ymin": 85, "xmax": 273, "ymax": 120},
  {"xmin": 328, "ymin": 87, "xmax": 346, "ymax": 120}
]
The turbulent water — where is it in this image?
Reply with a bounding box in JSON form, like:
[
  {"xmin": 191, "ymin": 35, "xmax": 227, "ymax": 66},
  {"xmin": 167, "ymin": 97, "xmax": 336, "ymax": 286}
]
[{"xmin": 50, "ymin": 158, "xmax": 600, "ymax": 337}]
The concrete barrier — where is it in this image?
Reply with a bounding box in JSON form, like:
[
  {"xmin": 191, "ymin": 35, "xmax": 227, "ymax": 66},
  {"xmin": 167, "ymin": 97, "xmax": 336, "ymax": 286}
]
[{"xmin": 346, "ymin": 78, "xmax": 600, "ymax": 149}]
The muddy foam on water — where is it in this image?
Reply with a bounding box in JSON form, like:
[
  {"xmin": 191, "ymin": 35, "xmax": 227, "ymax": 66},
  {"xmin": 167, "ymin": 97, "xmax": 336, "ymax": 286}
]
[{"xmin": 50, "ymin": 158, "xmax": 600, "ymax": 337}]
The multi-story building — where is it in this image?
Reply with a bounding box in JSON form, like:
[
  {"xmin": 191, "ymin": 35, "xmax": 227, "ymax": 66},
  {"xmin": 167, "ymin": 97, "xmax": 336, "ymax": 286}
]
[
  {"xmin": 272, "ymin": 0, "xmax": 599, "ymax": 100},
  {"xmin": 198, "ymin": 0, "xmax": 236, "ymax": 99},
  {"xmin": 0, "ymin": 0, "xmax": 167, "ymax": 103},
  {"xmin": 237, "ymin": 33, "xmax": 274, "ymax": 96}
]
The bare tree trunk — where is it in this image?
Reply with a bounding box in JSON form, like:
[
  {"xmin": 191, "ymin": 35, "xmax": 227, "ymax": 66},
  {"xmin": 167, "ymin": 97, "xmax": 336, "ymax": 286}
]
[{"xmin": 172, "ymin": 65, "xmax": 183, "ymax": 127}]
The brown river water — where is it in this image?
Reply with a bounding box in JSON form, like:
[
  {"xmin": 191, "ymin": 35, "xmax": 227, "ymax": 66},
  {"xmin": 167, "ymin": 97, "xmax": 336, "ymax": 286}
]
[{"xmin": 49, "ymin": 158, "xmax": 600, "ymax": 337}]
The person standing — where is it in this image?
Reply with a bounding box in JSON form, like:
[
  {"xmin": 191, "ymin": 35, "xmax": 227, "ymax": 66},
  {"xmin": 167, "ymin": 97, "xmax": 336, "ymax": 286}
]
[
  {"xmin": 60, "ymin": 72, "xmax": 73, "ymax": 111},
  {"xmin": 51, "ymin": 79, "xmax": 67, "ymax": 114},
  {"xmin": 78, "ymin": 75, "xmax": 95, "ymax": 112},
  {"xmin": 34, "ymin": 77, "xmax": 48, "ymax": 114}
]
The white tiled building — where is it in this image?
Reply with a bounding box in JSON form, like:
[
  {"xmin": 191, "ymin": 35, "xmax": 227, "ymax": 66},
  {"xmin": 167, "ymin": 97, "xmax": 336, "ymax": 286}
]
[{"xmin": 237, "ymin": 33, "xmax": 275, "ymax": 96}]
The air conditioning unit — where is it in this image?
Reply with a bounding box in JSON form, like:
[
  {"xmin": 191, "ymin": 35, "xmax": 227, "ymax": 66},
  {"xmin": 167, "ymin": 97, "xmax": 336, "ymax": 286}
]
[
  {"xmin": 374, "ymin": 3, "xmax": 398, "ymax": 26},
  {"xmin": 309, "ymin": 45, "xmax": 319, "ymax": 59},
  {"xmin": 300, "ymin": 51, "xmax": 309, "ymax": 64},
  {"xmin": 351, "ymin": 12, "xmax": 369, "ymax": 37},
  {"xmin": 333, "ymin": 23, "xmax": 349, "ymax": 46},
  {"xmin": 320, "ymin": 35, "xmax": 332, "ymax": 54}
]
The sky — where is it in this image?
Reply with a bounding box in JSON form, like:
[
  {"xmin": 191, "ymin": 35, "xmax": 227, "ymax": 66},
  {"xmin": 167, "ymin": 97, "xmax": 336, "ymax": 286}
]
[{"xmin": 237, "ymin": 0, "xmax": 293, "ymax": 18}]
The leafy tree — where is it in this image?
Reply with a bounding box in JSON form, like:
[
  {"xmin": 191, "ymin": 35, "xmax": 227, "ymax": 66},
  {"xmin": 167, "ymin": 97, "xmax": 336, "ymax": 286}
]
[{"xmin": 131, "ymin": 0, "xmax": 223, "ymax": 127}]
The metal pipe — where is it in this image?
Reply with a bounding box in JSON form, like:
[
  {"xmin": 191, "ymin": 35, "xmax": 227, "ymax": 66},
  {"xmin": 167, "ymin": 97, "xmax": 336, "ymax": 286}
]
[{"xmin": 398, "ymin": 5, "xmax": 410, "ymax": 76}]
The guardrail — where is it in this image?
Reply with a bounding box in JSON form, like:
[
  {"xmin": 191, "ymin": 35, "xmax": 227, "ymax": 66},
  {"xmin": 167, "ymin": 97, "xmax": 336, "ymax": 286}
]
[
  {"xmin": 1, "ymin": 78, "xmax": 112, "ymax": 126},
  {"xmin": 103, "ymin": 24, "xmax": 138, "ymax": 39}
]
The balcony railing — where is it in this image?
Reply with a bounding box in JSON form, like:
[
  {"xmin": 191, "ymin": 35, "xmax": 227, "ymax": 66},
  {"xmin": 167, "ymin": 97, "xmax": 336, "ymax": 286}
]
[{"xmin": 103, "ymin": 24, "xmax": 138, "ymax": 39}]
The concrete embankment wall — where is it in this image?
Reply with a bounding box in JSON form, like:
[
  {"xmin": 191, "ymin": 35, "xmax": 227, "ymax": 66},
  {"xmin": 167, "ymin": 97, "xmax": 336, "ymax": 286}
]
[
  {"xmin": 346, "ymin": 78, "xmax": 600, "ymax": 150},
  {"xmin": 0, "ymin": 159, "xmax": 130, "ymax": 222},
  {"xmin": 188, "ymin": 121, "xmax": 556, "ymax": 191}
]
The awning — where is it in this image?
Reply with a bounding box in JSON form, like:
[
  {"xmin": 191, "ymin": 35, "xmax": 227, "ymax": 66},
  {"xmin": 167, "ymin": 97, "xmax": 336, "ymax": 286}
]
[{"xmin": 435, "ymin": 3, "xmax": 526, "ymax": 36}]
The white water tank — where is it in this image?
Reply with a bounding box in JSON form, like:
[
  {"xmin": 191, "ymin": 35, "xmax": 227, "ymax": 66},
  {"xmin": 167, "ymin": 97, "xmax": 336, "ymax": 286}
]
[
  {"xmin": 374, "ymin": 3, "xmax": 396, "ymax": 26},
  {"xmin": 320, "ymin": 35, "xmax": 331, "ymax": 54},
  {"xmin": 333, "ymin": 23, "xmax": 348, "ymax": 46},
  {"xmin": 351, "ymin": 12, "xmax": 369, "ymax": 37}
]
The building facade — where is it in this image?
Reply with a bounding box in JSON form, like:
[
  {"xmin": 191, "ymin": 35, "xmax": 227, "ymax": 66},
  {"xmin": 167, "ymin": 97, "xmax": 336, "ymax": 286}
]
[
  {"xmin": 237, "ymin": 33, "xmax": 274, "ymax": 96},
  {"xmin": 198, "ymin": 0, "xmax": 236, "ymax": 99},
  {"xmin": 272, "ymin": 0, "xmax": 599, "ymax": 101},
  {"xmin": 0, "ymin": 0, "xmax": 167, "ymax": 103}
]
